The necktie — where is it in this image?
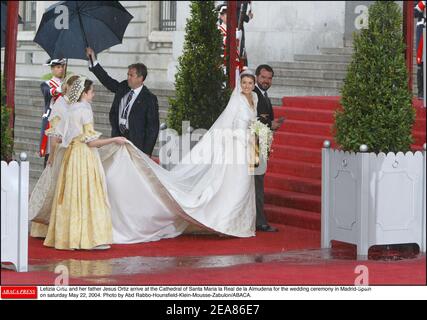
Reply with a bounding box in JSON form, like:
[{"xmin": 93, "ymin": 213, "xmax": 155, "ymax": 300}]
[
  {"xmin": 121, "ymin": 90, "xmax": 135, "ymax": 119},
  {"xmin": 120, "ymin": 90, "xmax": 134, "ymax": 134},
  {"xmin": 264, "ymin": 91, "xmax": 272, "ymax": 110}
]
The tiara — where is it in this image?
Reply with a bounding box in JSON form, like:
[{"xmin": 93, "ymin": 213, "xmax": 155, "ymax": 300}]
[
  {"xmin": 65, "ymin": 76, "xmax": 87, "ymax": 104},
  {"xmin": 240, "ymin": 69, "xmax": 255, "ymax": 78}
]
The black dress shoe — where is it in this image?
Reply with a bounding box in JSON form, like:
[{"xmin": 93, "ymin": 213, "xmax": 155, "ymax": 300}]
[{"xmin": 256, "ymin": 224, "xmax": 278, "ymax": 232}]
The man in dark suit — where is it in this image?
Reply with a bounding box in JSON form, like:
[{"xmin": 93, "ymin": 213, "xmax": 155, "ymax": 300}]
[
  {"xmin": 253, "ymin": 64, "xmax": 284, "ymax": 232},
  {"xmin": 86, "ymin": 47, "xmax": 159, "ymax": 156}
]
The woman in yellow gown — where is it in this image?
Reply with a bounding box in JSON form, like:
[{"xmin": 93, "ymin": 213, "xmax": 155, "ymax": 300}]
[
  {"xmin": 32, "ymin": 75, "xmax": 127, "ymax": 250},
  {"xmin": 30, "ymin": 75, "xmax": 80, "ymax": 238}
]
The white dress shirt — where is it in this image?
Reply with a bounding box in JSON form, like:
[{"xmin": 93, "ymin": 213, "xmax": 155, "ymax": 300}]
[
  {"xmin": 119, "ymin": 84, "xmax": 143, "ymax": 129},
  {"xmin": 89, "ymin": 60, "xmax": 143, "ymax": 129}
]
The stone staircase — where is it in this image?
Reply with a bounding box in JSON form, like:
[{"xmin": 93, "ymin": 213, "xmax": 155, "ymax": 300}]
[
  {"xmin": 263, "ymin": 97, "xmax": 426, "ymax": 231},
  {"xmin": 268, "ymin": 43, "xmax": 419, "ymax": 100},
  {"xmin": 263, "ymin": 40, "xmax": 422, "ymax": 231}
]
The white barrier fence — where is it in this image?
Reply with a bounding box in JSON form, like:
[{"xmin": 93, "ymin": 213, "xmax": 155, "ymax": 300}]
[
  {"xmin": 321, "ymin": 142, "xmax": 426, "ymax": 257},
  {"xmin": 1, "ymin": 153, "xmax": 29, "ymax": 272}
]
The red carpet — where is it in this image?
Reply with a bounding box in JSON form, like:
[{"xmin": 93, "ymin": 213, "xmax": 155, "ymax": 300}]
[
  {"xmin": 2, "ymin": 225, "xmax": 425, "ymax": 286},
  {"xmin": 87, "ymin": 257, "xmax": 426, "ymax": 285},
  {"xmin": 266, "ymin": 97, "xmax": 426, "ymax": 230},
  {"xmin": 19, "ymin": 224, "xmax": 320, "ymax": 261}
]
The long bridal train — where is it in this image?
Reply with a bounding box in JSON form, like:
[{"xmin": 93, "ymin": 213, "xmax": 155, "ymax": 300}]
[{"xmin": 30, "ymin": 89, "xmax": 258, "ymax": 244}]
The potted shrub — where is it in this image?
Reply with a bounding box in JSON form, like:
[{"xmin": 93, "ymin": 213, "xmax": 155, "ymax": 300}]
[
  {"xmin": 161, "ymin": 1, "xmax": 230, "ymax": 168},
  {"xmin": 321, "ymin": 1, "xmax": 426, "ymax": 257}
]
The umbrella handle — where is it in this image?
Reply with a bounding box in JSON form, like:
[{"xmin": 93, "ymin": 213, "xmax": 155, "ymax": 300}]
[
  {"xmin": 64, "ymin": 58, "xmax": 68, "ymax": 80},
  {"xmin": 77, "ymin": 9, "xmax": 93, "ymax": 67}
]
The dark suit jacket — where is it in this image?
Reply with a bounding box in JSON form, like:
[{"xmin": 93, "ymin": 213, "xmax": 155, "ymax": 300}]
[
  {"xmin": 89, "ymin": 63, "xmax": 160, "ymax": 156},
  {"xmin": 39, "ymin": 82, "xmax": 52, "ymax": 144},
  {"xmin": 253, "ymin": 85, "xmax": 274, "ymax": 129}
]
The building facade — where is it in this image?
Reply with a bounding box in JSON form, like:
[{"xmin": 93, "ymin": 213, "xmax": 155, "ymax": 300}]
[
  {"xmin": 2, "ymin": 1, "xmax": 374, "ymax": 86},
  {"xmin": 2, "ymin": 1, "xmax": 415, "ymax": 191}
]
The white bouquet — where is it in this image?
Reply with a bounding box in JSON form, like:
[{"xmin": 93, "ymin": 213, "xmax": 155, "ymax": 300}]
[{"xmin": 249, "ymin": 119, "xmax": 274, "ymax": 162}]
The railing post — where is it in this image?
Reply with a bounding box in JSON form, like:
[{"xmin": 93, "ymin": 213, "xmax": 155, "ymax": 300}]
[
  {"xmin": 4, "ymin": 1, "xmax": 19, "ymax": 135},
  {"xmin": 321, "ymin": 140, "xmax": 331, "ymax": 249},
  {"xmin": 18, "ymin": 152, "xmax": 29, "ymax": 272},
  {"xmin": 358, "ymin": 144, "xmax": 370, "ymax": 258},
  {"xmin": 422, "ymin": 143, "xmax": 426, "ymax": 252},
  {"xmin": 227, "ymin": 0, "xmax": 237, "ymax": 89},
  {"xmin": 424, "ymin": 18, "xmax": 426, "ymax": 108},
  {"xmin": 403, "ymin": 0, "xmax": 414, "ymax": 92}
]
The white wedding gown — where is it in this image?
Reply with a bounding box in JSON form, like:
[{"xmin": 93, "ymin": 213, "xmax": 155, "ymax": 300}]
[{"xmin": 30, "ymin": 89, "xmax": 258, "ymax": 244}]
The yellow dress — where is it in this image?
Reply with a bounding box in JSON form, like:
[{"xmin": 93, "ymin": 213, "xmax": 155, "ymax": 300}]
[{"xmin": 39, "ymin": 103, "xmax": 112, "ymax": 250}]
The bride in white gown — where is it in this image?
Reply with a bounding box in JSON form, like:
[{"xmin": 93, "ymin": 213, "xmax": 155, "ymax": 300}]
[{"xmin": 30, "ymin": 70, "xmax": 259, "ymax": 244}]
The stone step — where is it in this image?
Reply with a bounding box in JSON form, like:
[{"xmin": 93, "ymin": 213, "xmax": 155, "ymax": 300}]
[
  {"xmin": 271, "ymin": 60, "xmax": 417, "ymax": 74},
  {"xmin": 15, "ymin": 148, "xmax": 44, "ymax": 161},
  {"xmin": 13, "ymin": 101, "xmax": 170, "ymax": 114},
  {"xmin": 16, "ymin": 138, "xmax": 163, "ymax": 158},
  {"xmin": 30, "ymin": 168, "xmax": 44, "ymax": 180},
  {"xmin": 344, "ymin": 39, "xmax": 353, "ymax": 48},
  {"xmin": 15, "ymin": 86, "xmax": 175, "ymax": 100},
  {"xmin": 294, "ymin": 54, "xmax": 352, "ymax": 63},
  {"xmin": 275, "ymin": 69, "xmax": 346, "ymax": 80},
  {"xmin": 14, "ymin": 111, "xmax": 169, "ymax": 133},
  {"xmin": 14, "ymin": 115, "xmax": 110, "ymax": 130},
  {"xmin": 15, "ymin": 101, "xmax": 172, "ymax": 115},
  {"xmin": 274, "ymin": 77, "xmax": 343, "ymax": 89},
  {"xmin": 16, "ymin": 78, "xmax": 176, "ymax": 92},
  {"xmin": 269, "ymin": 61, "xmax": 349, "ymax": 72},
  {"xmin": 14, "ymin": 124, "xmax": 111, "ymax": 142},
  {"xmin": 14, "ymin": 117, "xmax": 46, "ymax": 129},
  {"xmin": 319, "ymin": 47, "xmax": 354, "ymax": 55},
  {"xmin": 14, "ymin": 139, "xmax": 41, "ymax": 152},
  {"xmin": 15, "ymin": 96, "xmax": 44, "ymax": 107},
  {"xmin": 14, "ymin": 129, "xmax": 42, "ymax": 141},
  {"xmin": 268, "ymin": 86, "xmax": 339, "ymax": 97},
  {"xmin": 14, "ymin": 107, "xmax": 46, "ymax": 118}
]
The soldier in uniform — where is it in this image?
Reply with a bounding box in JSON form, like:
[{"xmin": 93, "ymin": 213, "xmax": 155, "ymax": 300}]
[
  {"xmin": 39, "ymin": 58, "xmax": 66, "ymax": 167},
  {"xmin": 216, "ymin": 4, "xmax": 244, "ymax": 74},
  {"xmin": 237, "ymin": 1, "xmax": 253, "ymax": 67}
]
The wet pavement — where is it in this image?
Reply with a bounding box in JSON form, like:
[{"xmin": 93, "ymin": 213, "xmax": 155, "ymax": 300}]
[{"xmin": 24, "ymin": 244, "xmax": 423, "ymax": 280}]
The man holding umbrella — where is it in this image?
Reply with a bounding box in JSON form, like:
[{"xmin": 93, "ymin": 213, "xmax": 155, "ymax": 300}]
[
  {"xmin": 86, "ymin": 47, "xmax": 160, "ymax": 156},
  {"xmin": 34, "ymin": 1, "xmax": 158, "ymax": 154}
]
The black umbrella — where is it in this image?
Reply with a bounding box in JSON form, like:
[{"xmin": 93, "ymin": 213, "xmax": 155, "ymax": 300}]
[
  {"xmin": 33, "ymin": 1, "xmax": 133, "ymax": 65},
  {"xmin": 1, "ymin": 1, "xmax": 23, "ymax": 48}
]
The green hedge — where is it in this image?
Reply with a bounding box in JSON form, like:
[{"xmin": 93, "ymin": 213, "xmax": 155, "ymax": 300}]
[{"xmin": 167, "ymin": 0, "xmax": 231, "ymax": 135}]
